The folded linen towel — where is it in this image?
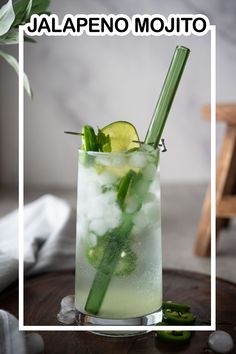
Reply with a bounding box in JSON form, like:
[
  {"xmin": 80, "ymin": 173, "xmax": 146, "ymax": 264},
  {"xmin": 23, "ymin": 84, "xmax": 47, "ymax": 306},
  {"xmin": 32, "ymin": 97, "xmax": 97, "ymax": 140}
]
[
  {"xmin": 0, "ymin": 310, "xmax": 44, "ymax": 354},
  {"xmin": 0, "ymin": 310, "xmax": 26, "ymax": 354},
  {"xmin": 0, "ymin": 194, "xmax": 75, "ymax": 293}
]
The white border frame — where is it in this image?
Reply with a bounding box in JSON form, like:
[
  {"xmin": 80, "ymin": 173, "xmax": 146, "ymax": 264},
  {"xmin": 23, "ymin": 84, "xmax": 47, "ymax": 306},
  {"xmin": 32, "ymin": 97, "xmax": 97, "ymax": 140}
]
[{"xmin": 18, "ymin": 25, "xmax": 216, "ymax": 331}]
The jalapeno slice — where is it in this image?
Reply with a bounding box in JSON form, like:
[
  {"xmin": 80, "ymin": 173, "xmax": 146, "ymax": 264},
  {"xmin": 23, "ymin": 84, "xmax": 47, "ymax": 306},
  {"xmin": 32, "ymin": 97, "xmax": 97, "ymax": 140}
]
[
  {"xmin": 82, "ymin": 125, "xmax": 99, "ymax": 152},
  {"xmin": 156, "ymin": 329, "xmax": 191, "ymax": 344},
  {"xmin": 162, "ymin": 301, "xmax": 190, "ymax": 312},
  {"xmin": 156, "ymin": 302, "xmax": 195, "ymax": 345},
  {"xmin": 163, "ymin": 308, "xmax": 196, "ymax": 325}
]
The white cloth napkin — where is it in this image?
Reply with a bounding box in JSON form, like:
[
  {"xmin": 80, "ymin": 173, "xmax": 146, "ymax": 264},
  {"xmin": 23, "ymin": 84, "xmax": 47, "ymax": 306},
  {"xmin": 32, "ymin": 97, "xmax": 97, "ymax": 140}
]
[
  {"xmin": 0, "ymin": 310, "xmax": 26, "ymax": 354},
  {"xmin": 0, "ymin": 194, "xmax": 75, "ymax": 293},
  {"xmin": 0, "ymin": 310, "xmax": 44, "ymax": 354}
]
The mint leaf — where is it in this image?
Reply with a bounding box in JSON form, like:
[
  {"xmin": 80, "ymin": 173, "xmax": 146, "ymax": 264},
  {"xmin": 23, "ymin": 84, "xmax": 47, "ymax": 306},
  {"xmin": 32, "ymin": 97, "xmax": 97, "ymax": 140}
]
[
  {"xmin": 0, "ymin": 0, "xmax": 15, "ymax": 36},
  {"xmin": 97, "ymin": 129, "xmax": 111, "ymax": 152}
]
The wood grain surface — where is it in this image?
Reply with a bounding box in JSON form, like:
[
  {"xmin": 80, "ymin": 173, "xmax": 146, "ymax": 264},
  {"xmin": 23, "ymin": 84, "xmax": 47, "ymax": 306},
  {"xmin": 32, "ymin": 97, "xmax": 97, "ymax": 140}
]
[{"xmin": 1, "ymin": 269, "xmax": 236, "ymax": 354}]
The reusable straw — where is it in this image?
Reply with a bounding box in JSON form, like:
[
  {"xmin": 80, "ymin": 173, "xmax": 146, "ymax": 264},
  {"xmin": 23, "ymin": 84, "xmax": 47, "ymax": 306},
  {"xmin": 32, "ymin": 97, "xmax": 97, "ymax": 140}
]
[
  {"xmin": 84, "ymin": 45, "xmax": 190, "ymax": 315},
  {"xmin": 145, "ymin": 46, "xmax": 190, "ymax": 148}
]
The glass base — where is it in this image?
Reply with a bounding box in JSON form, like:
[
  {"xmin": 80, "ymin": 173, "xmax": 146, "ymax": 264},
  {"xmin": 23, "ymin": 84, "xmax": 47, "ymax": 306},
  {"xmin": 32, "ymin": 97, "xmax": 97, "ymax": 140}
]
[{"xmin": 75, "ymin": 308, "xmax": 162, "ymax": 337}]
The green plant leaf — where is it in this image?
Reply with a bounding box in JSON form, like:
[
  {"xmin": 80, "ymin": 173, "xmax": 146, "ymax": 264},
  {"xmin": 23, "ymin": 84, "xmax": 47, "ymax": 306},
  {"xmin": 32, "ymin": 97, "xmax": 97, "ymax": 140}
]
[
  {"xmin": 13, "ymin": 0, "xmax": 32, "ymax": 26},
  {"xmin": 0, "ymin": 30, "xmax": 37, "ymax": 44},
  {"xmin": 13, "ymin": 0, "xmax": 50, "ymax": 26},
  {"xmin": 0, "ymin": 29, "xmax": 18, "ymax": 44},
  {"xmin": 0, "ymin": 0, "xmax": 15, "ymax": 36},
  {"xmin": 29, "ymin": 0, "xmax": 50, "ymax": 16},
  {"xmin": 22, "ymin": 0, "xmax": 32, "ymax": 20},
  {"xmin": 24, "ymin": 34, "xmax": 36, "ymax": 43},
  {"xmin": 41, "ymin": 11, "xmax": 51, "ymax": 16},
  {"xmin": 0, "ymin": 49, "xmax": 32, "ymax": 98}
]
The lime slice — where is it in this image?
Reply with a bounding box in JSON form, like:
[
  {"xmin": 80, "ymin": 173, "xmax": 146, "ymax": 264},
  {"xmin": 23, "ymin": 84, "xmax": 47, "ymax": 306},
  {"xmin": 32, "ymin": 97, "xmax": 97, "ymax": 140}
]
[{"xmin": 101, "ymin": 121, "xmax": 140, "ymax": 152}]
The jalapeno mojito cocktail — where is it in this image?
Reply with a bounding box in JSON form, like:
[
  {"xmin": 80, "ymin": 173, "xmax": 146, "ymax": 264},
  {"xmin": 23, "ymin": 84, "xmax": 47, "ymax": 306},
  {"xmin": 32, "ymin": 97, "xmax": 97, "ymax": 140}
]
[
  {"xmin": 71, "ymin": 45, "xmax": 190, "ymax": 329},
  {"xmin": 75, "ymin": 136, "xmax": 162, "ymax": 322}
]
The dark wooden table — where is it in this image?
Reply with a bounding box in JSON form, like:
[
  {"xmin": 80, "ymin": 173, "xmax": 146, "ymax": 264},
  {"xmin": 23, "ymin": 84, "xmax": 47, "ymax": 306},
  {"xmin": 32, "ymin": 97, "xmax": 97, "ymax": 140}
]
[{"xmin": 1, "ymin": 269, "xmax": 236, "ymax": 354}]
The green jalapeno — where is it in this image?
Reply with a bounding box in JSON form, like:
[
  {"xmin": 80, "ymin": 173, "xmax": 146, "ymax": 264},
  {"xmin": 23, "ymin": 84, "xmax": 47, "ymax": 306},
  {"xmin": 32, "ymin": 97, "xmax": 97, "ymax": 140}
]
[
  {"xmin": 156, "ymin": 329, "xmax": 191, "ymax": 344},
  {"xmin": 163, "ymin": 308, "xmax": 196, "ymax": 325},
  {"xmin": 162, "ymin": 301, "xmax": 190, "ymax": 312},
  {"xmin": 82, "ymin": 125, "xmax": 99, "ymax": 152},
  {"xmin": 80, "ymin": 125, "xmax": 99, "ymax": 165},
  {"xmin": 156, "ymin": 301, "xmax": 195, "ymax": 345}
]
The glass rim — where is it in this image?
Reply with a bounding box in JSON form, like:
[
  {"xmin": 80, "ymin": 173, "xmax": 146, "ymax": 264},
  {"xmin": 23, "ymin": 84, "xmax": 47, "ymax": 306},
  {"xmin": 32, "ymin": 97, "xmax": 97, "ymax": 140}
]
[{"xmin": 78, "ymin": 148, "xmax": 160, "ymax": 156}]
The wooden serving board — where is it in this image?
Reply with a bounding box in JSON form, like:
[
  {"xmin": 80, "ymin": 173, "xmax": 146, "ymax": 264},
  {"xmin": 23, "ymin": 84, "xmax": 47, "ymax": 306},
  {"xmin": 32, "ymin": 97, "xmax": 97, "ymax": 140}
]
[{"xmin": 1, "ymin": 269, "xmax": 236, "ymax": 354}]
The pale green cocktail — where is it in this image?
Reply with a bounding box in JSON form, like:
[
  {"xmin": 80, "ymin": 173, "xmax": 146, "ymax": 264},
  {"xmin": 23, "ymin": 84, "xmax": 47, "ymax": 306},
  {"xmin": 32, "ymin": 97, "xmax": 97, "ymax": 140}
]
[
  {"xmin": 73, "ymin": 45, "xmax": 190, "ymax": 329},
  {"xmin": 75, "ymin": 146, "xmax": 162, "ymax": 324}
]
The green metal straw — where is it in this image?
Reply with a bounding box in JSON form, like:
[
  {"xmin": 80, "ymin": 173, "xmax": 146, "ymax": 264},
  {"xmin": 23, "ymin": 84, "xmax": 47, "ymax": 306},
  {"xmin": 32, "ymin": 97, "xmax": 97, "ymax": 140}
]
[{"xmin": 145, "ymin": 46, "xmax": 190, "ymax": 148}]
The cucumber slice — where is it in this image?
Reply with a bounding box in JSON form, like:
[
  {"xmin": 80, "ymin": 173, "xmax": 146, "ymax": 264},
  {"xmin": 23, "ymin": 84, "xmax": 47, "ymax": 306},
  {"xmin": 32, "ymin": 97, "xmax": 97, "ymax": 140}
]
[
  {"xmin": 115, "ymin": 247, "xmax": 137, "ymax": 276},
  {"xmin": 86, "ymin": 236, "xmax": 137, "ymax": 276}
]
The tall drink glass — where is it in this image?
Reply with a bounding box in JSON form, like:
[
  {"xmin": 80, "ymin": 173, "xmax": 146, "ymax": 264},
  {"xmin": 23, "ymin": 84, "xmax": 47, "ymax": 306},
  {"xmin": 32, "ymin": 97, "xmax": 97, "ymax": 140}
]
[{"xmin": 75, "ymin": 147, "xmax": 162, "ymax": 330}]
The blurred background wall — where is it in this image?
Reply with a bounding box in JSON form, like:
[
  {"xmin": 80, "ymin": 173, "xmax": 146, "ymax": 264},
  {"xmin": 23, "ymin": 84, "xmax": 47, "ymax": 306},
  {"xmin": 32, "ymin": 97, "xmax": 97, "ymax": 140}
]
[{"xmin": 0, "ymin": 0, "xmax": 235, "ymax": 190}]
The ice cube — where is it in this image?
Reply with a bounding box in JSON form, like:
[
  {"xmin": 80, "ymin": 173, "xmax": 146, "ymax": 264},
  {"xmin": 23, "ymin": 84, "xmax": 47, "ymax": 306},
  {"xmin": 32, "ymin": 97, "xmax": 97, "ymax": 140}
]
[
  {"xmin": 96, "ymin": 155, "xmax": 112, "ymax": 166},
  {"xmin": 208, "ymin": 330, "xmax": 234, "ymax": 353},
  {"xmin": 90, "ymin": 218, "xmax": 108, "ymax": 236},
  {"xmin": 149, "ymin": 177, "xmax": 160, "ymax": 196},
  {"xmin": 103, "ymin": 190, "xmax": 117, "ymax": 204},
  {"xmin": 57, "ymin": 311, "xmax": 75, "ymax": 325},
  {"xmin": 133, "ymin": 178, "xmax": 149, "ymax": 197},
  {"xmin": 57, "ymin": 295, "xmax": 76, "ymax": 325},
  {"xmin": 25, "ymin": 333, "xmax": 44, "ymax": 354},
  {"xmin": 76, "ymin": 217, "xmax": 89, "ymax": 239},
  {"xmin": 144, "ymin": 192, "xmax": 156, "ymax": 204},
  {"xmin": 99, "ymin": 171, "xmax": 118, "ymax": 186},
  {"xmin": 126, "ymin": 196, "xmax": 140, "ymax": 213},
  {"xmin": 61, "ymin": 295, "xmax": 75, "ymax": 311},
  {"xmin": 87, "ymin": 183, "xmax": 101, "ymax": 198},
  {"xmin": 143, "ymin": 164, "xmax": 157, "ymax": 180},
  {"xmin": 111, "ymin": 154, "xmax": 125, "ymax": 166},
  {"xmin": 129, "ymin": 152, "xmax": 147, "ymax": 168},
  {"xmin": 133, "ymin": 209, "xmax": 149, "ymax": 229},
  {"xmin": 88, "ymin": 233, "xmax": 97, "ymax": 246},
  {"xmin": 78, "ymin": 181, "xmax": 122, "ymax": 233},
  {"xmin": 145, "ymin": 203, "xmax": 160, "ymax": 223}
]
